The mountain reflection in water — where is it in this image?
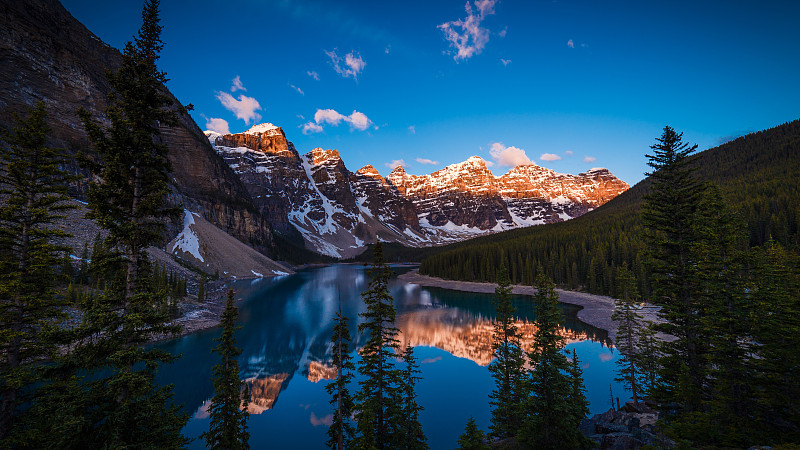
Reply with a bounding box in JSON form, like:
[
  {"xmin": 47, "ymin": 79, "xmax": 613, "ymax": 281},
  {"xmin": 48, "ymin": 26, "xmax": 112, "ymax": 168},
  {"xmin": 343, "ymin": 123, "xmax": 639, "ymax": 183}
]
[{"xmin": 156, "ymin": 264, "xmax": 620, "ymax": 449}]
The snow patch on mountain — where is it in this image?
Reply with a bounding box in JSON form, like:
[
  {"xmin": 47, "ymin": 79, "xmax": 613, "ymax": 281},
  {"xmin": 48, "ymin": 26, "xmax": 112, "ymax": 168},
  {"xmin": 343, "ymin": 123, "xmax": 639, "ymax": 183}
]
[
  {"xmin": 172, "ymin": 209, "xmax": 204, "ymax": 262},
  {"xmin": 245, "ymin": 123, "xmax": 280, "ymax": 135}
]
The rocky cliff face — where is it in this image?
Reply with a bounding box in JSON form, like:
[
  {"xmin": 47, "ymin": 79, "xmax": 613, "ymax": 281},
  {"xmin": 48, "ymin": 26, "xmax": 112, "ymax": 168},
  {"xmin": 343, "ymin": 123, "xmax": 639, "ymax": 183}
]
[
  {"xmin": 387, "ymin": 157, "xmax": 513, "ymax": 230},
  {"xmin": 210, "ymin": 126, "xmax": 425, "ymax": 258},
  {"xmin": 208, "ymin": 125, "xmax": 630, "ymax": 257},
  {"xmin": 0, "ymin": 0, "xmax": 274, "ymax": 254},
  {"xmin": 387, "ymin": 156, "xmax": 630, "ymax": 232}
]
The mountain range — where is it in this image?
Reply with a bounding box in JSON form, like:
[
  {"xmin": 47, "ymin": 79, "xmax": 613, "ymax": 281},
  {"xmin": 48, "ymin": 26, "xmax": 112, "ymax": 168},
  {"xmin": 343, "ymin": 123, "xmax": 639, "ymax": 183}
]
[{"xmin": 205, "ymin": 124, "xmax": 629, "ymax": 258}]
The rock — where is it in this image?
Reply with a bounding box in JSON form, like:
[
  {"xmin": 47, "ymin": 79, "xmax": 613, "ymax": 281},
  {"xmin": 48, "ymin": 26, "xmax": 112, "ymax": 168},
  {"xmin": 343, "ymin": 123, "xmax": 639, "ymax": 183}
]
[
  {"xmin": 601, "ymin": 432, "xmax": 644, "ymax": 450},
  {"xmin": 583, "ymin": 407, "xmax": 674, "ymax": 449}
]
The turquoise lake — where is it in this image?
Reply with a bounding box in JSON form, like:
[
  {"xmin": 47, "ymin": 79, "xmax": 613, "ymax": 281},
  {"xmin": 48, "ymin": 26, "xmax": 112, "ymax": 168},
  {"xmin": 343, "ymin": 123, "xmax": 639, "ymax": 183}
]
[{"xmin": 156, "ymin": 264, "xmax": 627, "ymax": 449}]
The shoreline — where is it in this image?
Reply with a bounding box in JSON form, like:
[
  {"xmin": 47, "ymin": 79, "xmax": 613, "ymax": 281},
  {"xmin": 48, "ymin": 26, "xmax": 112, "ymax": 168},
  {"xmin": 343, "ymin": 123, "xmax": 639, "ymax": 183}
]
[
  {"xmin": 398, "ymin": 269, "xmax": 665, "ymax": 344},
  {"xmin": 163, "ymin": 266, "xmax": 666, "ymax": 345}
]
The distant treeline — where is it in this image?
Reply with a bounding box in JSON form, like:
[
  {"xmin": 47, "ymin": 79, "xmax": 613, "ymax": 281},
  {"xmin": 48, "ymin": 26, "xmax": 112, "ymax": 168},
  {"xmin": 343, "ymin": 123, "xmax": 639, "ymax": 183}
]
[{"xmin": 419, "ymin": 118, "xmax": 800, "ymax": 297}]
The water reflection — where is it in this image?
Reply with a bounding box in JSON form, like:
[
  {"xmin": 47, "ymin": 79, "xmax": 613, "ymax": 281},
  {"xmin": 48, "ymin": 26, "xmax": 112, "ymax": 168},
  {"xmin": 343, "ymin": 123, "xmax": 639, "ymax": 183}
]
[{"xmin": 156, "ymin": 264, "xmax": 618, "ymax": 448}]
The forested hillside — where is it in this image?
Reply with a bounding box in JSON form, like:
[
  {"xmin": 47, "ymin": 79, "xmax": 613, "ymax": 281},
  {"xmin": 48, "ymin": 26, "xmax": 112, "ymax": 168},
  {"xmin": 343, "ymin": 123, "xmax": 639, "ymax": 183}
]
[{"xmin": 419, "ymin": 119, "xmax": 800, "ymax": 298}]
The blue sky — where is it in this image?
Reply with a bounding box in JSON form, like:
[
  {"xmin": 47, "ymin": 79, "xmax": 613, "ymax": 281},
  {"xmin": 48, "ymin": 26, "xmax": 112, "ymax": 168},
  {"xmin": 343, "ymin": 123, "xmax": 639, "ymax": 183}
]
[{"xmin": 61, "ymin": 0, "xmax": 800, "ymax": 185}]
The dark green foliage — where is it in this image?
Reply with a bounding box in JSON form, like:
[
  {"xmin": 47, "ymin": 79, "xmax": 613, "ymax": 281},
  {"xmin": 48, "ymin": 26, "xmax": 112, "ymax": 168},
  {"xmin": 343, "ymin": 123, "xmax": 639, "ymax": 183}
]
[
  {"xmin": 202, "ymin": 289, "xmax": 250, "ymax": 450},
  {"xmin": 198, "ymin": 276, "xmax": 206, "ymax": 301},
  {"xmin": 78, "ymin": 0, "xmax": 183, "ymax": 297},
  {"xmin": 749, "ymin": 242, "xmax": 800, "ymax": 443},
  {"xmin": 396, "ymin": 345, "xmax": 427, "ymax": 450},
  {"xmin": 641, "ymin": 126, "xmax": 707, "ymax": 410},
  {"xmin": 56, "ymin": 1, "xmax": 189, "ymax": 446},
  {"xmin": 420, "ymin": 118, "xmax": 800, "ymax": 294},
  {"xmin": 568, "ymin": 349, "xmax": 590, "ymax": 426},
  {"xmin": 326, "ymin": 306, "xmax": 355, "ymax": 450},
  {"xmin": 611, "ymin": 264, "xmax": 645, "ymax": 404},
  {"xmin": 457, "ymin": 417, "xmax": 489, "ymax": 450},
  {"xmin": 487, "ymin": 264, "xmax": 526, "ymax": 439},
  {"xmin": 520, "ymin": 275, "xmax": 591, "ymax": 450},
  {"xmin": 0, "ymin": 102, "xmax": 75, "ymax": 443},
  {"xmin": 354, "ymin": 242, "xmax": 403, "ymax": 449}
]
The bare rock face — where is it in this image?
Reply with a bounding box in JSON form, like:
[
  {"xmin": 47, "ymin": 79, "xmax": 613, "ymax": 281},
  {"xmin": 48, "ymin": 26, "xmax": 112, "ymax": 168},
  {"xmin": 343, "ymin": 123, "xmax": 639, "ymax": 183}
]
[
  {"xmin": 209, "ymin": 130, "xmax": 423, "ymax": 258},
  {"xmin": 388, "ymin": 157, "xmax": 630, "ymax": 231},
  {"xmin": 0, "ymin": 0, "xmax": 274, "ymax": 254},
  {"xmin": 218, "ymin": 123, "xmax": 295, "ymax": 158},
  {"xmin": 387, "ymin": 157, "xmax": 513, "ymax": 230},
  {"xmin": 351, "ymin": 165, "xmax": 420, "ymax": 231},
  {"xmin": 212, "ymin": 126, "xmax": 312, "ymax": 234},
  {"xmin": 497, "ymin": 165, "xmax": 630, "ymax": 225}
]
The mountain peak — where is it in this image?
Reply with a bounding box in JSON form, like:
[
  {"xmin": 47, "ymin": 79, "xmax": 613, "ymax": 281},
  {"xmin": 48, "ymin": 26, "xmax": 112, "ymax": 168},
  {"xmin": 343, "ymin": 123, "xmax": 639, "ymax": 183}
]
[
  {"xmin": 357, "ymin": 165, "xmax": 381, "ymax": 177},
  {"xmin": 390, "ymin": 165, "xmax": 407, "ymax": 174},
  {"xmin": 245, "ymin": 123, "xmax": 281, "ymax": 135},
  {"xmin": 308, "ymin": 148, "xmax": 341, "ymax": 165}
]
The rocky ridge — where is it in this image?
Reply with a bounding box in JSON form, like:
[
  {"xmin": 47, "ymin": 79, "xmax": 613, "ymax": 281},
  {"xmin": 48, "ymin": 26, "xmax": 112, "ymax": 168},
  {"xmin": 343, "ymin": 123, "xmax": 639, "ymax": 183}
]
[
  {"xmin": 210, "ymin": 125, "xmax": 429, "ymax": 258},
  {"xmin": 207, "ymin": 125, "xmax": 629, "ymax": 257}
]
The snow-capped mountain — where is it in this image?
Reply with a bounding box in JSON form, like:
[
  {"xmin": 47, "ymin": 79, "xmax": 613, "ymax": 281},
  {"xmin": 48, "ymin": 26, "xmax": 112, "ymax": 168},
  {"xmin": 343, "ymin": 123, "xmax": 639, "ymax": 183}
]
[{"xmin": 205, "ymin": 124, "xmax": 629, "ymax": 258}]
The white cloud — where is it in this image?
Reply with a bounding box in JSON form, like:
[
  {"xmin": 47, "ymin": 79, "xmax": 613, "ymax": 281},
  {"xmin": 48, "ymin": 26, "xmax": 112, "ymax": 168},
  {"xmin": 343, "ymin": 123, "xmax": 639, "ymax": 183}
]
[
  {"xmin": 216, "ymin": 92, "xmax": 262, "ymax": 124},
  {"xmin": 310, "ymin": 108, "xmax": 373, "ymax": 132},
  {"xmin": 583, "ymin": 156, "xmax": 597, "ymax": 163},
  {"xmin": 567, "ymin": 39, "xmax": 575, "ymax": 49},
  {"xmin": 307, "ymin": 70, "xmax": 320, "ymax": 81},
  {"xmin": 438, "ymin": 0, "xmax": 498, "ymax": 61},
  {"xmin": 301, "ymin": 122, "xmax": 324, "ymax": 134},
  {"xmin": 205, "ymin": 117, "xmax": 230, "ymax": 135},
  {"xmin": 540, "ymin": 153, "xmax": 562, "ymax": 162},
  {"xmin": 416, "ymin": 158, "xmax": 439, "ymax": 165},
  {"xmin": 498, "ymin": 26, "xmax": 507, "ymax": 37},
  {"xmin": 325, "ymin": 49, "xmax": 366, "ymax": 79},
  {"xmin": 385, "ymin": 45, "xmax": 391, "ymax": 54},
  {"xmin": 231, "ymin": 75, "xmax": 246, "ymax": 92},
  {"xmin": 290, "ymin": 84, "xmax": 304, "ymax": 95},
  {"xmin": 386, "ymin": 159, "xmax": 408, "ymax": 170},
  {"xmin": 408, "ymin": 125, "xmax": 416, "ymax": 134},
  {"xmin": 565, "ymin": 150, "xmax": 574, "ymax": 156},
  {"xmin": 489, "ymin": 142, "xmax": 534, "ymax": 167},
  {"xmin": 501, "ymin": 58, "xmax": 511, "ymax": 66}
]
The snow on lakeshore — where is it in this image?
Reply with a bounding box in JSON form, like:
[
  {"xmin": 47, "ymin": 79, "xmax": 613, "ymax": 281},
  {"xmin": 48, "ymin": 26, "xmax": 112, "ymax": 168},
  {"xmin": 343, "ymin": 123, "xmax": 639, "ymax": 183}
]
[{"xmin": 171, "ymin": 209, "xmax": 204, "ymax": 262}]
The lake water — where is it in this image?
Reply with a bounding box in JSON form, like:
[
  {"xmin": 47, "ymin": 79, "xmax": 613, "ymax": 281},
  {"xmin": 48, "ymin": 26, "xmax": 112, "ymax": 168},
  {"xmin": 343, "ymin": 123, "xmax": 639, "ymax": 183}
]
[{"xmin": 156, "ymin": 264, "xmax": 627, "ymax": 449}]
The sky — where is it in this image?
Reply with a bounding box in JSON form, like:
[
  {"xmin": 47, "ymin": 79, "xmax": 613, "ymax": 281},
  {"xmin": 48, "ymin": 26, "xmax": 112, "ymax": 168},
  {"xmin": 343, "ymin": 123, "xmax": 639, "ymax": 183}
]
[{"xmin": 61, "ymin": 0, "xmax": 800, "ymax": 185}]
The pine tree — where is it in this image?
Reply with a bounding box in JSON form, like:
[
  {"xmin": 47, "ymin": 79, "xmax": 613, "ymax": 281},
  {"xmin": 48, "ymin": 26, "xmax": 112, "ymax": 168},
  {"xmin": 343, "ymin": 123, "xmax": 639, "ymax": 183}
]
[
  {"xmin": 749, "ymin": 241, "xmax": 800, "ymax": 443},
  {"xmin": 0, "ymin": 102, "xmax": 75, "ymax": 443},
  {"xmin": 687, "ymin": 185, "xmax": 754, "ymax": 445},
  {"xmin": 641, "ymin": 125, "xmax": 707, "ymax": 410},
  {"xmin": 487, "ymin": 264, "xmax": 526, "ymax": 439},
  {"xmin": 520, "ymin": 274, "xmax": 591, "ymax": 449},
  {"xmin": 457, "ymin": 417, "xmax": 489, "ymax": 450},
  {"xmin": 354, "ymin": 242, "xmax": 402, "ymax": 449},
  {"xmin": 635, "ymin": 322, "xmax": 660, "ymax": 398},
  {"xmin": 198, "ymin": 276, "xmax": 206, "ymax": 302},
  {"xmin": 395, "ymin": 345, "xmax": 427, "ymax": 450},
  {"xmin": 611, "ymin": 264, "xmax": 644, "ymax": 404},
  {"xmin": 568, "ymin": 349, "xmax": 590, "ymax": 424},
  {"xmin": 202, "ymin": 289, "xmax": 250, "ymax": 449},
  {"xmin": 65, "ymin": 0, "xmax": 189, "ymax": 445},
  {"xmin": 325, "ymin": 305, "xmax": 355, "ymax": 450}
]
